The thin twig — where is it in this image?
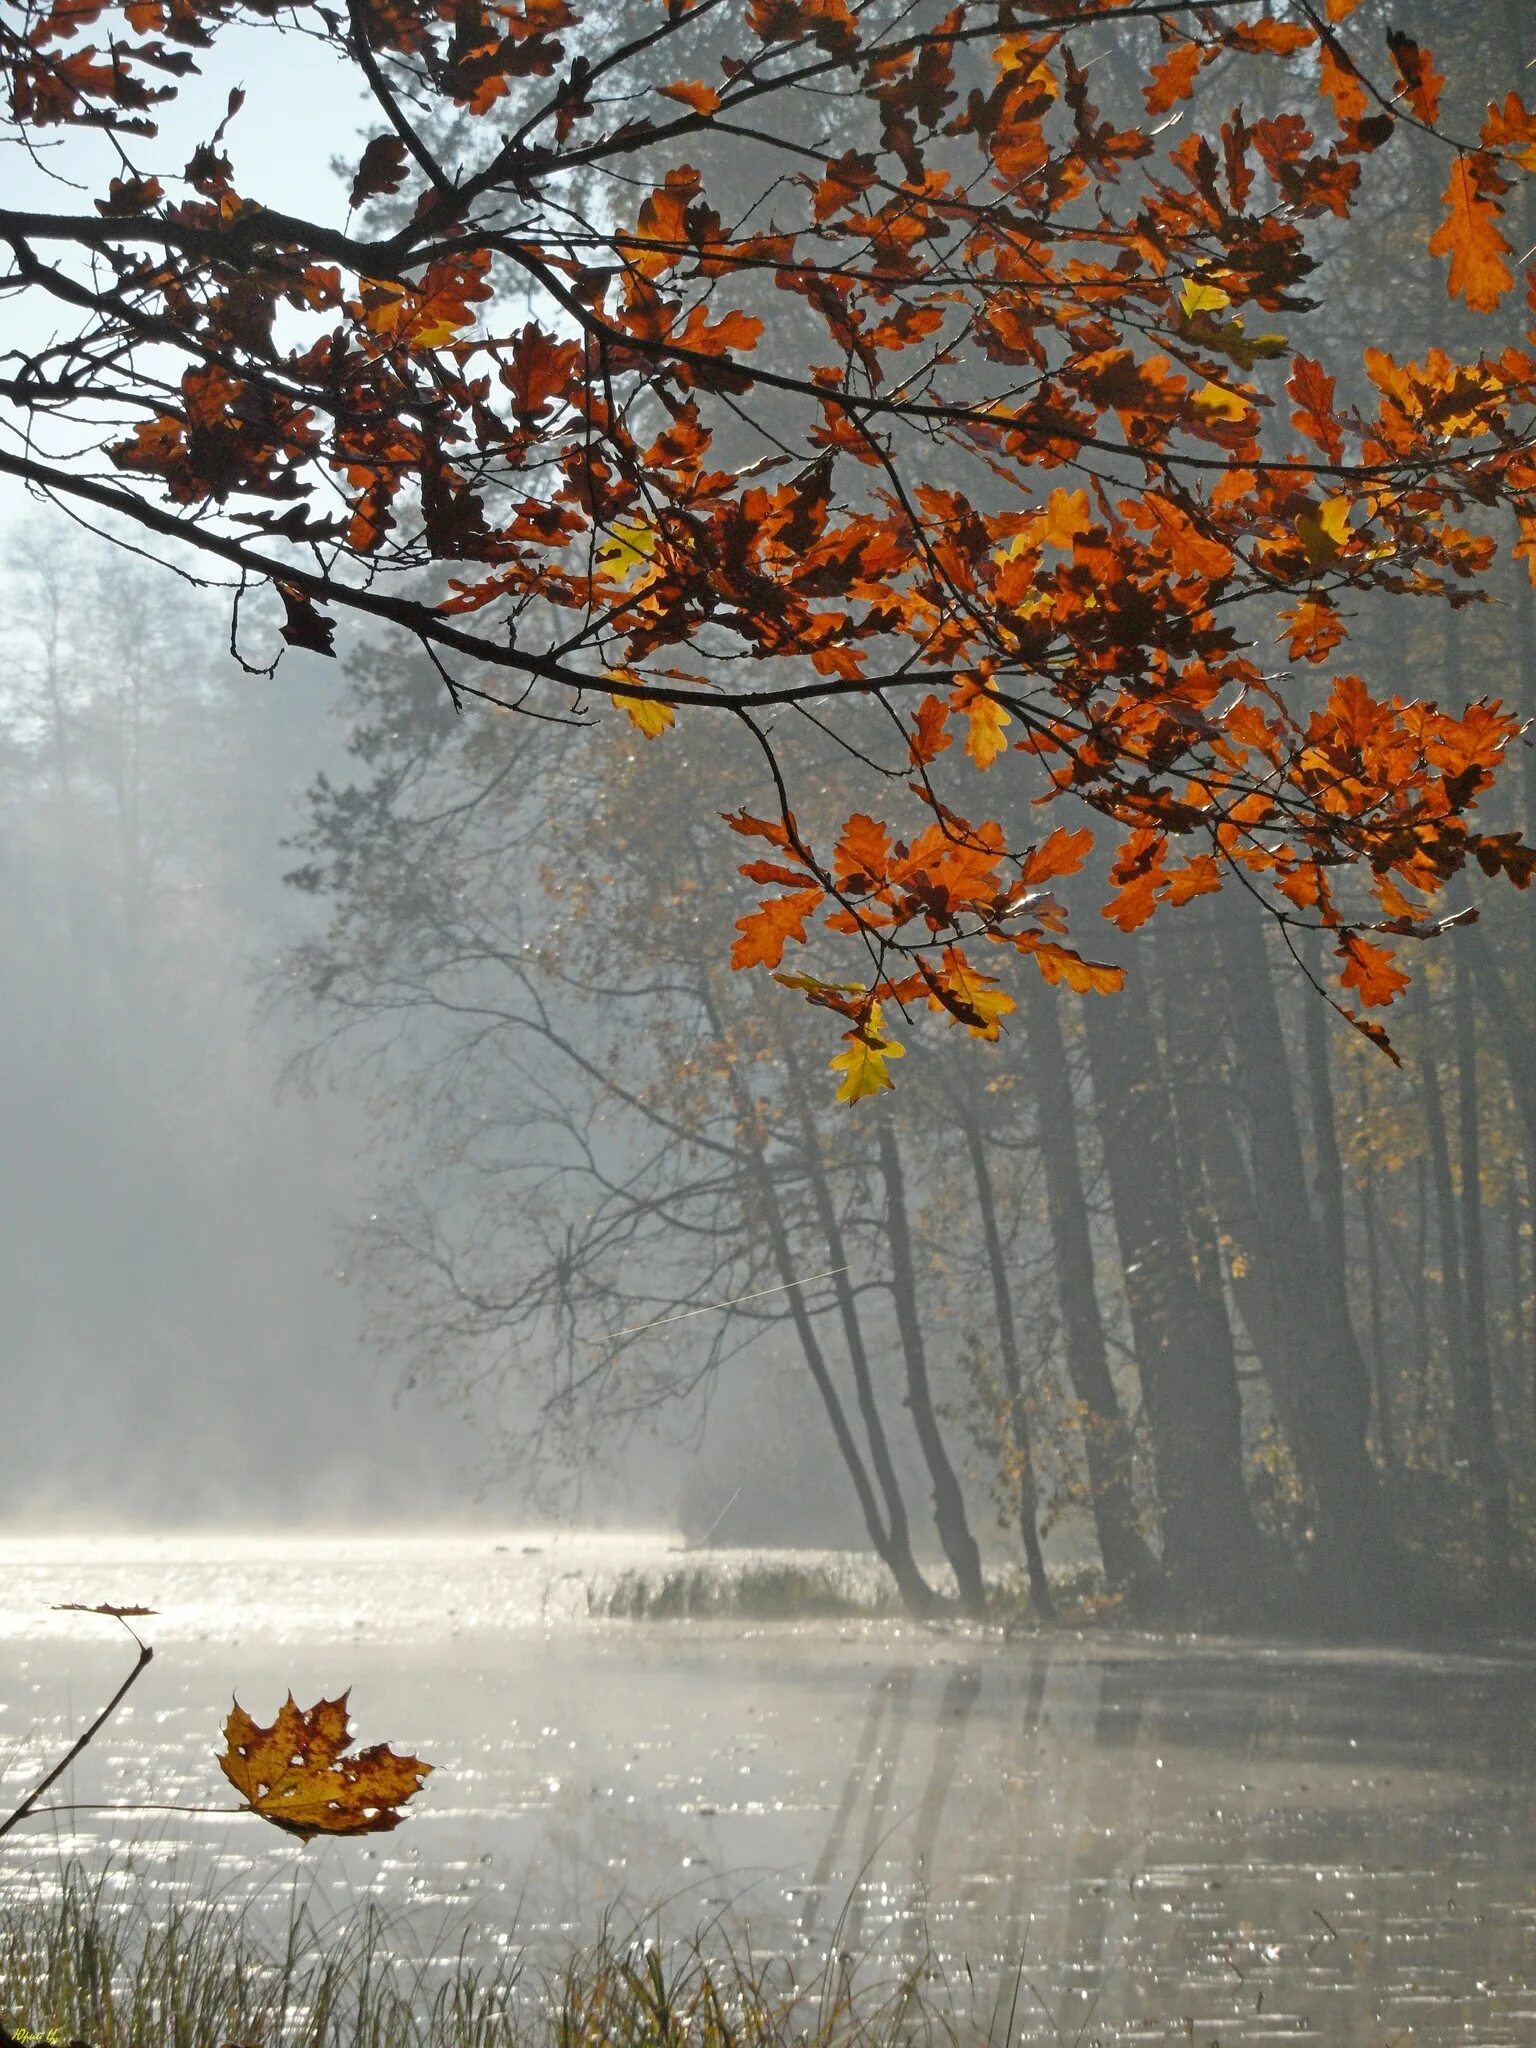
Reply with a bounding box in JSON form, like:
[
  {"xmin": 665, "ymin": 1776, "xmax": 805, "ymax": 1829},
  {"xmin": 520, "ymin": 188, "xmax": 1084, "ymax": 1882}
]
[{"xmin": 0, "ymin": 1614, "xmax": 153, "ymax": 1843}]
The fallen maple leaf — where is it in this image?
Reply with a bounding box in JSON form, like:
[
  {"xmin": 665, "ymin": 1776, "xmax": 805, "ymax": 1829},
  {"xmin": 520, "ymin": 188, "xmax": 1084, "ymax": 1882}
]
[{"xmin": 218, "ymin": 1693, "xmax": 431, "ymax": 1839}]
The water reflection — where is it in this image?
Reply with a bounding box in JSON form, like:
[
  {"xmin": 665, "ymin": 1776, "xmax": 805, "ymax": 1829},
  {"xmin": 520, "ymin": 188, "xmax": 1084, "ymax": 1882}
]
[{"xmin": 2, "ymin": 1538, "xmax": 1534, "ymax": 2045}]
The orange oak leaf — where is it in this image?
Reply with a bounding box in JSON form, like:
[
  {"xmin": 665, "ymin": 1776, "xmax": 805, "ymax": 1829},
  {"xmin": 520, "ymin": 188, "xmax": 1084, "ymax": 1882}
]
[
  {"xmin": 1386, "ymin": 31, "xmax": 1443, "ymax": 125},
  {"xmin": 1318, "ymin": 39, "xmax": 1368, "ymax": 129},
  {"xmin": 658, "ymin": 79, "xmax": 721, "ymax": 115},
  {"xmin": 833, "ymin": 813, "xmax": 892, "ymax": 888},
  {"xmin": 909, "ymin": 694, "xmax": 952, "ymax": 765},
  {"xmin": 1281, "ymin": 597, "xmax": 1348, "ymax": 663},
  {"xmin": 1020, "ymin": 825, "xmax": 1093, "ymax": 885},
  {"xmin": 1041, "ymin": 486, "xmax": 1091, "ymax": 548},
  {"xmin": 928, "ymin": 946, "xmax": 1015, "ymax": 1039},
  {"xmin": 1337, "ymin": 933, "xmax": 1410, "ymax": 1008},
  {"xmin": 218, "ymin": 1693, "xmax": 431, "ymax": 1840},
  {"xmin": 1287, "ymin": 355, "xmax": 1345, "ymax": 462},
  {"xmin": 1429, "ymin": 153, "xmax": 1514, "ymax": 313},
  {"xmin": 1228, "ymin": 20, "xmax": 1312, "ymax": 57},
  {"xmin": 730, "ymin": 889, "xmax": 824, "ymax": 969},
  {"xmin": 1482, "ymin": 90, "xmax": 1536, "ymax": 168},
  {"xmin": 1023, "ymin": 940, "xmax": 1125, "ymax": 996},
  {"xmin": 1144, "ymin": 41, "xmax": 1203, "ymax": 116}
]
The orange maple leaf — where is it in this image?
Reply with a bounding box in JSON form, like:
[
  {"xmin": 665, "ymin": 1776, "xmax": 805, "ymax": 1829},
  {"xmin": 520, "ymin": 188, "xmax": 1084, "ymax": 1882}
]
[{"xmin": 218, "ymin": 1693, "xmax": 431, "ymax": 1840}]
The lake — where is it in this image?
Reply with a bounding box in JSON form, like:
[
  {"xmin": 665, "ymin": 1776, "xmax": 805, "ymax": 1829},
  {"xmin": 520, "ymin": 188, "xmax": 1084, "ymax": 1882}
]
[{"xmin": 2, "ymin": 1533, "xmax": 1533, "ymax": 2044}]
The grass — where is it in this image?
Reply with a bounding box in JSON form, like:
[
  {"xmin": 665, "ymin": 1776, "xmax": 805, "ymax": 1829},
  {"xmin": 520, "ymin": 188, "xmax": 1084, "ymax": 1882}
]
[
  {"xmin": 589, "ymin": 1559, "xmax": 901, "ymax": 1622},
  {"xmin": 587, "ymin": 1556, "xmax": 1117, "ymax": 1628},
  {"xmin": 0, "ymin": 1866, "xmax": 972, "ymax": 2048}
]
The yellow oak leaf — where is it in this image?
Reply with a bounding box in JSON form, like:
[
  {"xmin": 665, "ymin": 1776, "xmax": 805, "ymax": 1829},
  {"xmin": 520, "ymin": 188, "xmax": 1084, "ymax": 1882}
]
[
  {"xmin": 1041, "ymin": 486, "xmax": 1091, "ymax": 547},
  {"xmin": 932, "ymin": 949, "xmax": 1016, "ymax": 1039},
  {"xmin": 612, "ymin": 691, "xmax": 675, "ymax": 738},
  {"xmin": 952, "ymin": 676, "xmax": 1011, "ymax": 768},
  {"xmin": 597, "ymin": 518, "xmax": 657, "ymax": 578},
  {"xmin": 1190, "ymin": 381, "xmax": 1249, "ymax": 421},
  {"xmin": 829, "ymin": 1005, "xmax": 905, "ymax": 1103},
  {"xmin": 1295, "ymin": 495, "xmax": 1353, "ymax": 569},
  {"xmin": 1179, "ymin": 276, "xmax": 1232, "ymax": 318}
]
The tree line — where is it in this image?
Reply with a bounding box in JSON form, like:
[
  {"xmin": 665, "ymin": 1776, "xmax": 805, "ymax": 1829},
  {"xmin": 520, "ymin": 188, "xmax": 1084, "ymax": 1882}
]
[{"xmin": 285, "ymin": 598, "xmax": 1535, "ymax": 1629}]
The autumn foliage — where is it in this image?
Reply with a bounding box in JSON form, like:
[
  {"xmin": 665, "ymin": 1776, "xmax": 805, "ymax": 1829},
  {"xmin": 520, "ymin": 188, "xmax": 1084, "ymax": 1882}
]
[
  {"xmin": 218, "ymin": 1692, "xmax": 432, "ymax": 1839},
  {"xmin": 4, "ymin": 0, "xmax": 1535, "ymax": 1082}
]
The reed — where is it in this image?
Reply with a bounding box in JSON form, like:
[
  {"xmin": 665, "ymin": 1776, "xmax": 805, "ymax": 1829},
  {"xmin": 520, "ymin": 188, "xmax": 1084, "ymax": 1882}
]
[{"xmin": 0, "ymin": 1866, "xmax": 978, "ymax": 2048}]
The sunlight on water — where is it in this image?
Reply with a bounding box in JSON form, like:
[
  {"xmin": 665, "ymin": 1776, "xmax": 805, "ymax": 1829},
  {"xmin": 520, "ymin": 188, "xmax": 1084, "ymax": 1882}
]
[{"xmin": 2, "ymin": 1535, "xmax": 1534, "ymax": 2044}]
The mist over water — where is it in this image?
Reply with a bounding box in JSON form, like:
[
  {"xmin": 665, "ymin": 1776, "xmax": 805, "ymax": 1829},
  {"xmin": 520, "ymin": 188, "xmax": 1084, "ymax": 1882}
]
[{"xmin": 4, "ymin": 1536, "xmax": 1535, "ymax": 2046}]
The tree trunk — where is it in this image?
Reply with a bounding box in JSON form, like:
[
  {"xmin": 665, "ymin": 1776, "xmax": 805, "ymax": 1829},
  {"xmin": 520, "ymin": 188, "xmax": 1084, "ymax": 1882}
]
[
  {"xmin": 957, "ymin": 1090, "xmax": 1055, "ymax": 1618},
  {"xmin": 1298, "ymin": 927, "xmax": 1351, "ymax": 1322},
  {"xmin": 875, "ymin": 1102, "xmax": 989, "ymax": 1619},
  {"xmin": 1357, "ymin": 1120, "xmax": 1395, "ymax": 1473},
  {"xmin": 1453, "ymin": 929, "xmax": 1512, "ymax": 1597},
  {"xmin": 1412, "ymin": 976, "xmax": 1469, "ymax": 1442},
  {"xmin": 1018, "ymin": 976, "xmax": 1156, "ymax": 1594},
  {"xmin": 779, "ymin": 1036, "xmax": 938, "ymax": 1613},
  {"xmin": 1079, "ymin": 967, "xmax": 1266, "ymax": 1620},
  {"xmin": 714, "ymin": 1010, "xmax": 940, "ymax": 1618},
  {"xmin": 1213, "ymin": 908, "xmax": 1404, "ymax": 1623},
  {"xmin": 1465, "ymin": 922, "xmax": 1536, "ymax": 1156}
]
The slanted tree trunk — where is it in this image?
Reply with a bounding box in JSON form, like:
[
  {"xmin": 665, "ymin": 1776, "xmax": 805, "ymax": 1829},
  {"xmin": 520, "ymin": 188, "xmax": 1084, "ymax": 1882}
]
[
  {"xmin": 711, "ymin": 999, "xmax": 940, "ymax": 1618},
  {"xmin": 954, "ymin": 1082, "xmax": 1055, "ymax": 1618},
  {"xmin": 779, "ymin": 1036, "xmax": 937, "ymax": 1613},
  {"xmin": 1213, "ymin": 908, "xmax": 1404, "ymax": 1623},
  {"xmin": 1079, "ymin": 967, "xmax": 1266, "ymax": 1620},
  {"xmin": 1018, "ymin": 976, "xmax": 1156, "ymax": 1595},
  {"xmin": 875, "ymin": 1102, "xmax": 989, "ymax": 1619}
]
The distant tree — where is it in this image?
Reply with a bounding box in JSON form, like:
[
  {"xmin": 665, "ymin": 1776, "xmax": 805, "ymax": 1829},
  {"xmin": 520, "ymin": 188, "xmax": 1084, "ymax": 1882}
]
[{"xmin": 4, "ymin": 0, "xmax": 1536, "ymax": 1072}]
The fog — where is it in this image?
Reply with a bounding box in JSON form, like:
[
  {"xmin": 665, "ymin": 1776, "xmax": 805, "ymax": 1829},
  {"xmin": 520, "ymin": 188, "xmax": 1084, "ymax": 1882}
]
[
  {"xmin": 0, "ymin": 528, "xmax": 458, "ymax": 1523},
  {"xmin": 0, "ymin": 528, "xmax": 862, "ymax": 1535}
]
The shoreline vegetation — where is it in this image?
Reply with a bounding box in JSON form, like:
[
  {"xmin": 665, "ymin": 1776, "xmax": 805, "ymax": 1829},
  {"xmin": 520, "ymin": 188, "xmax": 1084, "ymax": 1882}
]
[
  {"xmin": 0, "ymin": 1869, "xmax": 984, "ymax": 2048},
  {"xmin": 585, "ymin": 1548, "xmax": 1536, "ymax": 1645},
  {"xmin": 585, "ymin": 1557, "xmax": 1116, "ymax": 1629}
]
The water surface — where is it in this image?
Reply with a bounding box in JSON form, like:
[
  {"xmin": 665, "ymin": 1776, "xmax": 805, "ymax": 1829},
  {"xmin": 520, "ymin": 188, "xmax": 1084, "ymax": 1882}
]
[{"xmin": 2, "ymin": 1534, "xmax": 1533, "ymax": 2044}]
